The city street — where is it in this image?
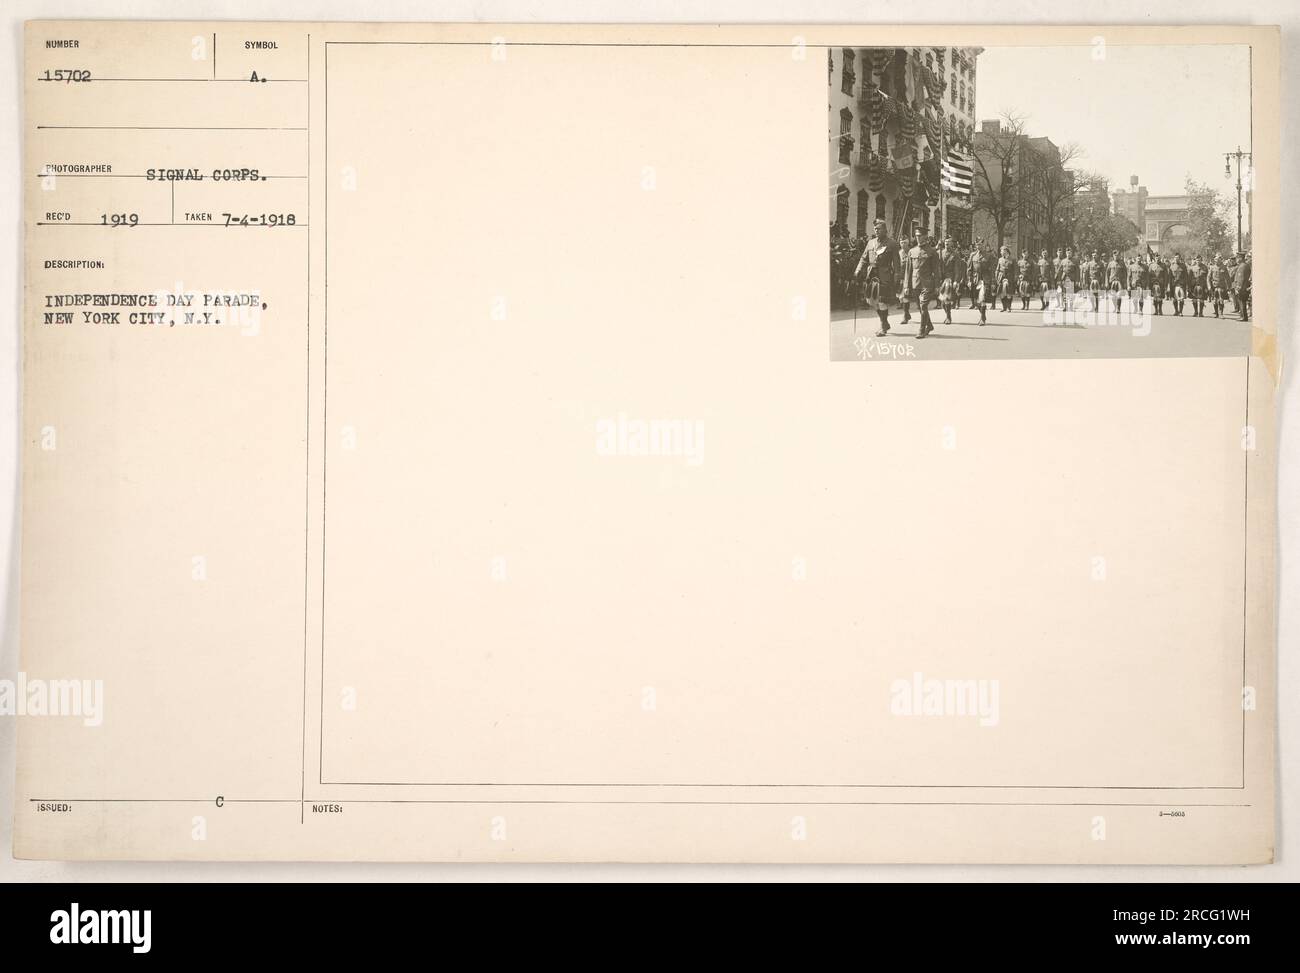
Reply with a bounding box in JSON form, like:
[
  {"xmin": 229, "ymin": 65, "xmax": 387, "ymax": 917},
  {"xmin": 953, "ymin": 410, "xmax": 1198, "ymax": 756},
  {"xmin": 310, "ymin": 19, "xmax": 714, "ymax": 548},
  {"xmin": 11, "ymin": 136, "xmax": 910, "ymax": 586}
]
[
  {"xmin": 828, "ymin": 45, "xmax": 1253, "ymax": 364},
  {"xmin": 831, "ymin": 301, "xmax": 1251, "ymax": 361}
]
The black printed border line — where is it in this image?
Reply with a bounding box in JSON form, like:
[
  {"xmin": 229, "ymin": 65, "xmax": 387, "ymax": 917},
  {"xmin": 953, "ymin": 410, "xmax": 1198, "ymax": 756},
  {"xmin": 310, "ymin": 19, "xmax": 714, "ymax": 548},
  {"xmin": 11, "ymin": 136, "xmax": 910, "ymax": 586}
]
[
  {"xmin": 310, "ymin": 40, "xmax": 1255, "ymax": 796},
  {"xmin": 22, "ymin": 36, "xmax": 1257, "ymax": 820}
]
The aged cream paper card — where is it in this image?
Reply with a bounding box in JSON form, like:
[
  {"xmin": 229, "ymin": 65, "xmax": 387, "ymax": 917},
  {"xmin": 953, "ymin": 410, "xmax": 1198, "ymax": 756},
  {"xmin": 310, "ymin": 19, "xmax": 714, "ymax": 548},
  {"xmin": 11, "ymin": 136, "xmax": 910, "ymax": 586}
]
[{"xmin": 17, "ymin": 22, "xmax": 1277, "ymax": 862}]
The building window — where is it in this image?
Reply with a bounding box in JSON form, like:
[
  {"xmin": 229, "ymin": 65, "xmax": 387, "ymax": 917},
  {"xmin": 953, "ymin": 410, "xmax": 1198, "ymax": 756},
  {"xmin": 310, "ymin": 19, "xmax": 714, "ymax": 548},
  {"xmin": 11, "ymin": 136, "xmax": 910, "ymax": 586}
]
[
  {"xmin": 950, "ymin": 74, "xmax": 957, "ymax": 105},
  {"xmin": 841, "ymin": 48, "xmax": 856, "ymax": 96},
  {"xmin": 876, "ymin": 193, "xmax": 886, "ymax": 227},
  {"xmin": 827, "ymin": 48, "xmax": 833, "ymax": 85},
  {"xmin": 835, "ymin": 185, "xmax": 850, "ymax": 231},
  {"xmin": 856, "ymin": 189, "xmax": 870, "ymax": 237},
  {"xmin": 838, "ymin": 108, "xmax": 853, "ymax": 165}
]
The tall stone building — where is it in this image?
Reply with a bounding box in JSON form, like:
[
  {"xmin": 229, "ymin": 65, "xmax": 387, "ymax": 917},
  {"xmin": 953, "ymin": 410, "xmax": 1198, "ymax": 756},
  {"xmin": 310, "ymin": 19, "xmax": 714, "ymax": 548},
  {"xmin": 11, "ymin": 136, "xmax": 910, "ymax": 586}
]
[{"xmin": 828, "ymin": 46, "xmax": 981, "ymax": 244}]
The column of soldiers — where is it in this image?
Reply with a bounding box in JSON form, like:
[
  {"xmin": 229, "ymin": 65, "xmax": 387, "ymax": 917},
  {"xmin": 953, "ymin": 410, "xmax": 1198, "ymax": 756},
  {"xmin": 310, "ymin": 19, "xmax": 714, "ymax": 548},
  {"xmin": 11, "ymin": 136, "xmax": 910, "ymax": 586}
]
[
  {"xmin": 851, "ymin": 219, "xmax": 941, "ymax": 338},
  {"xmin": 853, "ymin": 222, "xmax": 1252, "ymax": 335},
  {"xmin": 1072, "ymin": 247, "xmax": 1253, "ymax": 320},
  {"xmin": 1050, "ymin": 247, "xmax": 1252, "ymax": 319}
]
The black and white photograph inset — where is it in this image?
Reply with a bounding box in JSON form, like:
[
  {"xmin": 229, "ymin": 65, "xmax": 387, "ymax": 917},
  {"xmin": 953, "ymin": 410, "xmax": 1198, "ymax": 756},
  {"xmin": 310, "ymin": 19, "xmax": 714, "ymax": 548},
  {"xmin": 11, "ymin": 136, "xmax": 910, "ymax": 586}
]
[{"xmin": 829, "ymin": 44, "xmax": 1254, "ymax": 361}]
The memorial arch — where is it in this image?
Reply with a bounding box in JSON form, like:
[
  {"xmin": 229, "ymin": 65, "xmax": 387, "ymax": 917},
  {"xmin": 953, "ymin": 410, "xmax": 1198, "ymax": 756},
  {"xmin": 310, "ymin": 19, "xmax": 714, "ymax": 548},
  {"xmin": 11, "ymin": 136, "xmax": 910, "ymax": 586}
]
[{"xmin": 1143, "ymin": 196, "xmax": 1191, "ymax": 254}]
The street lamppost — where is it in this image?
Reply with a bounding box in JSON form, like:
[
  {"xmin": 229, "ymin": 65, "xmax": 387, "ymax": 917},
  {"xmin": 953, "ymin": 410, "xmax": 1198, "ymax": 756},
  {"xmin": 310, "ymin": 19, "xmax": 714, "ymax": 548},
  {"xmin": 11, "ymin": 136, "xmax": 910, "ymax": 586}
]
[{"xmin": 1224, "ymin": 147, "xmax": 1252, "ymax": 255}]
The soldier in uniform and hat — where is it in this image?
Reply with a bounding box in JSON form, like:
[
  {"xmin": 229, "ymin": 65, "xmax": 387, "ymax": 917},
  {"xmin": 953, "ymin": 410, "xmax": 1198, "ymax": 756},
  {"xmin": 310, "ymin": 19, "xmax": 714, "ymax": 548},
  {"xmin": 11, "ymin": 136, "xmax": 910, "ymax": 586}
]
[
  {"xmin": 1149, "ymin": 253, "xmax": 1169, "ymax": 316},
  {"xmin": 1168, "ymin": 253, "xmax": 1189, "ymax": 316},
  {"xmin": 1057, "ymin": 247, "xmax": 1080, "ymax": 314},
  {"xmin": 1036, "ymin": 249, "xmax": 1054, "ymax": 312},
  {"xmin": 853, "ymin": 218, "xmax": 902, "ymax": 337},
  {"xmin": 1083, "ymin": 250, "xmax": 1105, "ymax": 314},
  {"xmin": 964, "ymin": 242, "xmax": 978, "ymax": 310},
  {"xmin": 995, "ymin": 245, "xmax": 1016, "ymax": 313},
  {"xmin": 1207, "ymin": 255, "xmax": 1231, "ymax": 319},
  {"xmin": 901, "ymin": 224, "xmax": 940, "ymax": 338},
  {"xmin": 967, "ymin": 241, "xmax": 993, "ymax": 325},
  {"xmin": 937, "ymin": 236, "xmax": 963, "ymax": 325},
  {"xmin": 961, "ymin": 239, "xmax": 977, "ymax": 308},
  {"xmin": 898, "ymin": 221, "xmax": 928, "ymax": 328},
  {"xmin": 1106, "ymin": 250, "xmax": 1127, "ymax": 315},
  {"xmin": 1189, "ymin": 253, "xmax": 1210, "ymax": 317},
  {"xmin": 1016, "ymin": 250, "xmax": 1035, "ymax": 311},
  {"xmin": 1232, "ymin": 251, "xmax": 1251, "ymax": 321},
  {"xmin": 1225, "ymin": 255, "xmax": 1239, "ymax": 313},
  {"xmin": 1126, "ymin": 252, "xmax": 1149, "ymax": 317}
]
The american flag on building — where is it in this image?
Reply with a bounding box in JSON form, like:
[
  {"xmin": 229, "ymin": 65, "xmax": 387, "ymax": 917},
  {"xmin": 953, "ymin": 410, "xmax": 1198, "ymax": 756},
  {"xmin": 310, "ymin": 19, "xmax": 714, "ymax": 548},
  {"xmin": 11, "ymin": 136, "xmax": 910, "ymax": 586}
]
[{"xmin": 941, "ymin": 149, "xmax": 974, "ymax": 196}]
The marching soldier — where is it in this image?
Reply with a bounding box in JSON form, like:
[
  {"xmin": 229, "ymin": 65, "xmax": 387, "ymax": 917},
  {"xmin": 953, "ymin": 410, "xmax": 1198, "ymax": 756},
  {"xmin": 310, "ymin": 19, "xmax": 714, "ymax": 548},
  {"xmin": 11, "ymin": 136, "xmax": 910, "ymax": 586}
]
[
  {"xmin": 1083, "ymin": 250, "xmax": 1105, "ymax": 313},
  {"xmin": 995, "ymin": 245, "xmax": 1016, "ymax": 313},
  {"xmin": 1168, "ymin": 253, "xmax": 1189, "ymax": 316},
  {"xmin": 965, "ymin": 242, "xmax": 981, "ymax": 313},
  {"xmin": 1037, "ymin": 249, "xmax": 1054, "ymax": 311},
  {"xmin": 901, "ymin": 224, "xmax": 940, "ymax": 338},
  {"xmin": 1207, "ymin": 256, "xmax": 1231, "ymax": 318},
  {"xmin": 1016, "ymin": 250, "xmax": 1035, "ymax": 311},
  {"xmin": 1187, "ymin": 253, "xmax": 1208, "ymax": 317},
  {"xmin": 1057, "ymin": 246, "xmax": 1080, "ymax": 313},
  {"xmin": 1076, "ymin": 249, "xmax": 1093, "ymax": 312},
  {"xmin": 968, "ymin": 241, "xmax": 992, "ymax": 325},
  {"xmin": 937, "ymin": 237, "xmax": 963, "ymax": 325},
  {"xmin": 1106, "ymin": 250, "xmax": 1126, "ymax": 314},
  {"xmin": 853, "ymin": 218, "xmax": 902, "ymax": 337},
  {"xmin": 1149, "ymin": 254, "xmax": 1169, "ymax": 316},
  {"xmin": 899, "ymin": 225, "xmax": 918, "ymax": 327},
  {"xmin": 1232, "ymin": 251, "xmax": 1251, "ymax": 321},
  {"xmin": 1126, "ymin": 253, "xmax": 1149, "ymax": 316},
  {"xmin": 965, "ymin": 243, "xmax": 979, "ymax": 309},
  {"xmin": 898, "ymin": 221, "xmax": 924, "ymax": 327}
]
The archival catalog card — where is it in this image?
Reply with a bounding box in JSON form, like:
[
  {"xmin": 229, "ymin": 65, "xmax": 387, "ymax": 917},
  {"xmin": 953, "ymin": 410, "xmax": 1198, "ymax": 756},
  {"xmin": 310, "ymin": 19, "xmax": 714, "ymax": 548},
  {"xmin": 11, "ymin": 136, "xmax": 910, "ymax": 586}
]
[{"xmin": 16, "ymin": 22, "xmax": 1279, "ymax": 862}]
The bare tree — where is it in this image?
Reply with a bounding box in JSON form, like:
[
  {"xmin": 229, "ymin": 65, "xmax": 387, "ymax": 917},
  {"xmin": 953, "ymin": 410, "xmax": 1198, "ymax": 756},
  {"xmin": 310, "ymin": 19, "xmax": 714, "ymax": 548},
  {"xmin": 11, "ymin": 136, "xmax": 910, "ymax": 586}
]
[
  {"xmin": 970, "ymin": 111, "xmax": 1028, "ymax": 250},
  {"xmin": 1038, "ymin": 144, "xmax": 1087, "ymax": 254},
  {"xmin": 1058, "ymin": 169, "xmax": 1110, "ymax": 252}
]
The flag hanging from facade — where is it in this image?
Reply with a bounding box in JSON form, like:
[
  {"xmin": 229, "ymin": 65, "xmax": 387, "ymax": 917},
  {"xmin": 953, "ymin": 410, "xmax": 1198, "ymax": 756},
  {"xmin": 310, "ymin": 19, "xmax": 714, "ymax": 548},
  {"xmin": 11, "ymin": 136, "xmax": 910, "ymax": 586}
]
[{"xmin": 941, "ymin": 149, "xmax": 974, "ymax": 196}]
